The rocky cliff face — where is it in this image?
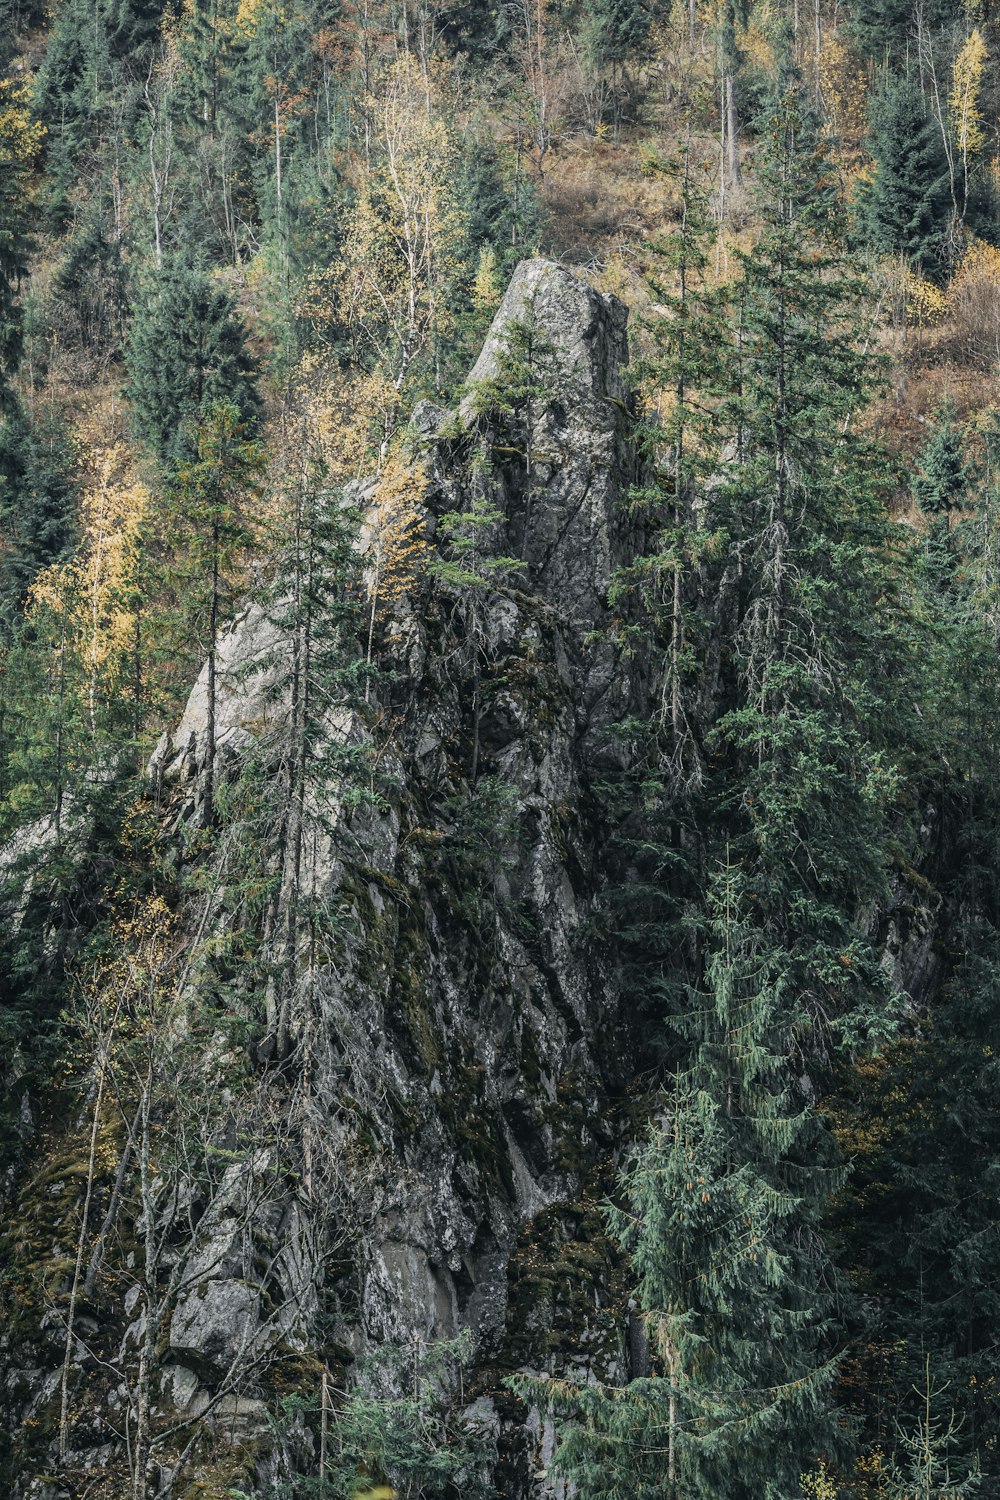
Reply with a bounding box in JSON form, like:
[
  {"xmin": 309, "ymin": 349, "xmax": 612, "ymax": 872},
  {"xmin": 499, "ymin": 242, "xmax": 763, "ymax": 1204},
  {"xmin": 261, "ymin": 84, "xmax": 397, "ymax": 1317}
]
[{"xmin": 0, "ymin": 261, "xmax": 647, "ymax": 1498}]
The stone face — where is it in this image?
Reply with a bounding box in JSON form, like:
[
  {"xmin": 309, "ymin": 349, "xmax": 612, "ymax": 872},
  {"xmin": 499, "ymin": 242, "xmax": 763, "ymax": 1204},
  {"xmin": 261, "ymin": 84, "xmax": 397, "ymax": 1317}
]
[
  {"xmin": 148, "ymin": 601, "xmax": 289, "ymax": 822},
  {"xmin": 0, "ymin": 260, "xmax": 641, "ymax": 1498},
  {"xmin": 458, "ymin": 258, "xmax": 637, "ymax": 736},
  {"xmin": 168, "ymin": 1279, "xmax": 260, "ymax": 1379}
]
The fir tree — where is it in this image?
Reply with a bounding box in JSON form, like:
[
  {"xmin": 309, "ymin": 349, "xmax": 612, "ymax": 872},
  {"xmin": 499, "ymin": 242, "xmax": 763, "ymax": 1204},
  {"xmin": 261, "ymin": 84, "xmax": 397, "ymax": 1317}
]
[
  {"xmin": 0, "ymin": 406, "xmax": 78, "ymax": 613},
  {"xmin": 848, "ymin": 0, "xmax": 961, "ymax": 57},
  {"xmin": 913, "ymin": 401, "xmax": 968, "ymax": 514},
  {"xmin": 527, "ymin": 75, "xmax": 912, "ymax": 1500},
  {"xmin": 126, "ymin": 258, "xmax": 260, "ymax": 465},
  {"xmin": 240, "ymin": 441, "xmax": 372, "ymax": 1057},
  {"xmin": 912, "ymin": 401, "xmax": 968, "ymax": 596},
  {"xmin": 165, "ymin": 399, "xmax": 263, "ymax": 824},
  {"xmin": 0, "ymin": 80, "xmax": 36, "ymax": 409},
  {"xmin": 856, "ymin": 75, "xmax": 953, "ymax": 275},
  {"xmin": 528, "ymin": 863, "xmax": 849, "ymax": 1500}
]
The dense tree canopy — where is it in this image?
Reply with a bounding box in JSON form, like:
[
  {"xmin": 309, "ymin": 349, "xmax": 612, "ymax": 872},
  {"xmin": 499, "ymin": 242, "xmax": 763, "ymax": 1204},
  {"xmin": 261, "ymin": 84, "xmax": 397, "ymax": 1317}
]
[{"xmin": 4, "ymin": 0, "xmax": 1000, "ymax": 1494}]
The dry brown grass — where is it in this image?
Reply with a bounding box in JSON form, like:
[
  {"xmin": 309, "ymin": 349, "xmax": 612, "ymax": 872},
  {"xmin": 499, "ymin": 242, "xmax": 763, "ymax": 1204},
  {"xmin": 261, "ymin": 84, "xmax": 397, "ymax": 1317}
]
[
  {"xmin": 539, "ymin": 136, "xmax": 682, "ymax": 265},
  {"xmin": 868, "ymin": 340, "xmax": 996, "ymax": 473}
]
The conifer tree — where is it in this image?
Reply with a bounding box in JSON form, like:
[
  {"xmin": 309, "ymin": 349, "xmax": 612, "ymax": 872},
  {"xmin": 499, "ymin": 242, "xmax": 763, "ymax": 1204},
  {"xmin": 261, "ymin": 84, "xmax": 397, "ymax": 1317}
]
[
  {"xmin": 913, "ymin": 400, "xmax": 968, "ymax": 514},
  {"xmin": 0, "ymin": 407, "xmax": 78, "ymax": 613},
  {"xmin": 857, "ymin": 75, "xmax": 952, "ymax": 274},
  {"xmin": 126, "ymin": 258, "xmax": 260, "ymax": 465},
  {"xmin": 836, "ymin": 937, "xmax": 1000, "ymax": 1487},
  {"xmin": 527, "ymin": 72, "xmax": 912, "ymax": 1500},
  {"xmin": 166, "ymin": 398, "xmax": 263, "ymax": 824},
  {"xmin": 244, "ymin": 438, "xmax": 372, "ymax": 1057},
  {"xmin": 532, "ymin": 864, "xmax": 847, "ymax": 1500},
  {"xmin": 576, "ymin": 0, "xmax": 648, "ymax": 129},
  {"xmin": 0, "ymin": 80, "xmax": 36, "ymax": 409},
  {"xmin": 830, "ymin": 455, "xmax": 1000, "ymax": 1484},
  {"xmin": 622, "ymin": 142, "xmax": 730, "ymax": 783},
  {"xmin": 912, "ymin": 401, "xmax": 967, "ymax": 595}
]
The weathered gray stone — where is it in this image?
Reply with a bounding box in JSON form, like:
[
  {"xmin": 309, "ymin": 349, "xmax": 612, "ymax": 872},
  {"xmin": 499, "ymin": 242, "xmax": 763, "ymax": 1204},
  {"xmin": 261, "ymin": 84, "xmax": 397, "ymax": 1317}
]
[
  {"xmin": 168, "ymin": 1278, "xmax": 260, "ymax": 1379},
  {"xmin": 2, "ymin": 260, "xmax": 641, "ymax": 1498}
]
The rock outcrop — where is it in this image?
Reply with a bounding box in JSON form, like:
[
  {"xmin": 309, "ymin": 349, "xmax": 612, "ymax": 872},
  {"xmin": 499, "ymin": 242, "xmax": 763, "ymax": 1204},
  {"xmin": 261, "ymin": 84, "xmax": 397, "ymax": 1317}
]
[{"xmin": 1, "ymin": 259, "xmax": 644, "ymax": 1498}]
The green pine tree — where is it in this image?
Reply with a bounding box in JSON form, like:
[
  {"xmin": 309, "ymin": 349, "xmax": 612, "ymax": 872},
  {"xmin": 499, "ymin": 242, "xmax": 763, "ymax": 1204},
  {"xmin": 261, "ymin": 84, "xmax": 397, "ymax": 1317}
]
[
  {"xmin": 163, "ymin": 398, "xmax": 263, "ymax": 824},
  {"xmin": 912, "ymin": 400, "xmax": 968, "ymax": 595},
  {"xmin": 913, "ymin": 401, "xmax": 968, "ymax": 514},
  {"xmin": 856, "ymin": 75, "xmax": 953, "ymax": 275},
  {"xmin": 235, "ymin": 443, "xmax": 374, "ymax": 1057},
  {"xmin": 0, "ymin": 78, "xmax": 35, "ymax": 410},
  {"xmin": 126, "ymin": 258, "xmax": 260, "ymax": 466},
  {"xmin": 525, "ymin": 73, "xmax": 914, "ymax": 1500}
]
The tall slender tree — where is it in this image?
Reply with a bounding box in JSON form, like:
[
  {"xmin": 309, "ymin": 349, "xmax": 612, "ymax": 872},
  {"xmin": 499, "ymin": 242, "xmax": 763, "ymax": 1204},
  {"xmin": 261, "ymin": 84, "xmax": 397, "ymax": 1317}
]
[
  {"xmin": 166, "ymin": 399, "xmax": 263, "ymax": 825},
  {"xmin": 526, "ymin": 73, "xmax": 914, "ymax": 1500}
]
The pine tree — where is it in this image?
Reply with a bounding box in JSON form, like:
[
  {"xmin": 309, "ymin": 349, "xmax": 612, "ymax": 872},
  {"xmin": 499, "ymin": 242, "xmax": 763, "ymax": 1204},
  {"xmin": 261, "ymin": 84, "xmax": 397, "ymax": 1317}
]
[
  {"xmin": 576, "ymin": 0, "xmax": 648, "ymax": 129},
  {"xmin": 912, "ymin": 401, "xmax": 968, "ymax": 596},
  {"xmin": 286, "ymin": 1332, "xmax": 495, "ymax": 1498},
  {"xmin": 126, "ymin": 258, "xmax": 260, "ymax": 465},
  {"xmin": 848, "ymin": 0, "xmax": 961, "ymax": 59},
  {"xmin": 0, "ymin": 405, "xmax": 78, "ymax": 613},
  {"xmin": 829, "ymin": 469, "xmax": 1000, "ymax": 1483},
  {"xmin": 711, "ymin": 72, "xmax": 909, "ymax": 1002},
  {"xmin": 526, "ymin": 74, "xmax": 913, "ymax": 1500},
  {"xmin": 239, "ymin": 436, "xmax": 372, "ymax": 1058},
  {"xmin": 0, "ymin": 80, "xmax": 37, "ymax": 409},
  {"xmin": 856, "ymin": 75, "xmax": 953, "ymax": 274},
  {"xmin": 835, "ymin": 939, "xmax": 1000, "ymax": 1487},
  {"xmin": 621, "ymin": 142, "xmax": 731, "ymax": 783},
  {"xmin": 531, "ymin": 865, "xmax": 847, "ymax": 1500},
  {"xmin": 165, "ymin": 399, "xmax": 263, "ymax": 824},
  {"xmin": 913, "ymin": 400, "xmax": 968, "ymax": 514}
]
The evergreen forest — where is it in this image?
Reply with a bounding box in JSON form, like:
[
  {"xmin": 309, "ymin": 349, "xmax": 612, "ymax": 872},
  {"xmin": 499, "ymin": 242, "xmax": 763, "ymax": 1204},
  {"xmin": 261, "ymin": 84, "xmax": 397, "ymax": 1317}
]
[{"xmin": 3, "ymin": 0, "xmax": 1000, "ymax": 1496}]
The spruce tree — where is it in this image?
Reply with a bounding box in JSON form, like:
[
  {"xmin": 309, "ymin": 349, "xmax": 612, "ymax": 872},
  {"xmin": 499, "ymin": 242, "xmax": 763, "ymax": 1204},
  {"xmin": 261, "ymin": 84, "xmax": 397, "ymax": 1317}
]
[
  {"xmin": 242, "ymin": 444, "xmax": 372, "ymax": 1057},
  {"xmin": 534, "ymin": 865, "xmax": 847, "ymax": 1500},
  {"xmin": 126, "ymin": 258, "xmax": 260, "ymax": 466},
  {"xmin": 913, "ymin": 400, "xmax": 968, "ymax": 514},
  {"xmin": 856, "ymin": 75, "xmax": 953, "ymax": 274},
  {"xmin": 525, "ymin": 74, "xmax": 912, "ymax": 1500},
  {"xmin": 911, "ymin": 401, "xmax": 968, "ymax": 596},
  {"xmin": 165, "ymin": 399, "xmax": 263, "ymax": 824},
  {"xmin": 848, "ymin": 0, "xmax": 961, "ymax": 57},
  {"xmin": 836, "ymin": 938, "xmax": 1000, "ymax": 1487},
  {"xmin": 0, "ymin": 80, "xmax": 35, "ymax": 409},
  {"xmin": 0, "ymin": 407, "xmax": 77, "ymax": 612},
  {"xmin": 830, "ymin": 454, "xmax": 1000, "ymax": 1486}
]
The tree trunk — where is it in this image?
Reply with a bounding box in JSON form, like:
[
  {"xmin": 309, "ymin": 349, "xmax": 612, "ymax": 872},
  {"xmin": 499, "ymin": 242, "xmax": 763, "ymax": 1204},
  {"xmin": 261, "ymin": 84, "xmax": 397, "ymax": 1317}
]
[
  {"xmin": 203, "ymin": 522, "xmax": 219, "ymax": 827},
  {"xmin": 58, "ymin": 1056, "xmax": 106, "ymax": 1465},
  {"xmin": 725, "ymin": 74, "xmax": 740, "ymax": 187}
]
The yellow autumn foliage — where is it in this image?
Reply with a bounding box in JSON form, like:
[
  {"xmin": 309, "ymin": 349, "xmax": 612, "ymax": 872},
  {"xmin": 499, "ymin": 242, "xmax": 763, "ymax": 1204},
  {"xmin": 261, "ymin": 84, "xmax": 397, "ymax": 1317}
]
[
  {"xmin": 367, "ymin": 453, "xmax": 430, "ymax": 619},
  {"xmin": 951, "ymin": 235, "xmax": 1000, "ymax": 291},
  {"xmin": 902, "ymin": 268, "xmax": 948, "ymax": 326},
  {"xmin": 0, "ymin": 77, "xmax": 44, "ymax": 165},
  {"xmin": 472, "ymin": 244, "xmax": 502, "ymax": 313},
  {"xmin": 335, "ymin": 56, "xmax": 467, "ymax": 414},
  {"xmin": 30, "ymin": 445, "xmax": 151, "ymax": 732},
  {"xmin": 950, "ymin": 27, "xmax": 988, "ymax": 162},
  {"xmin": 944, "ymin": 236, "xmax": 1000, "ymax": 366},
  {"xmin": 737, "ymin": 0, "xmax": 776, "ymax": 75},
  {"xmin": 818, "ymin": 35, "xmax": 868, "ymax": 151},
  {"xmin": 292, "ymin": 360, "xmax": 402, "ymax": 482},
  {"xmin": 233, "ymin": 0, "xmax": 279, "ymax": 35},
  {"xmin": 84, "ymin": 894, "xmax": 177, "ymax": 1024},
  {"xmin": 800, "ymin": 1460, "xmax": 838, "ymax": 1500}
]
